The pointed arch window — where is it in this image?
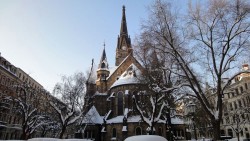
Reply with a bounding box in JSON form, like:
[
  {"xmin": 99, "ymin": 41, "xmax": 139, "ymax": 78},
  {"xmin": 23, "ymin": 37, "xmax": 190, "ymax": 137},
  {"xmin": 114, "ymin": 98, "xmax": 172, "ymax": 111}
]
[
  {"xmin": 228, "ymin": 129, "xmax": 233, "ymax": 137},
  {"xmin": 101, "ymin": 62, "xmax": 106, "ymax": 68},
  {"xmin": 118, "ymin": 92, "xmax": 124, "ymax": 115},
  {"xmin": 135, "ymin": 127, "xmax": 142, "ymax": 135},
  {"xmin": 158, "ymin": 127, "xmax": 163, "ymax": 136},
  {"xmin": 112, "ymin": 128, "xmax": 117, "ymax": 138}
]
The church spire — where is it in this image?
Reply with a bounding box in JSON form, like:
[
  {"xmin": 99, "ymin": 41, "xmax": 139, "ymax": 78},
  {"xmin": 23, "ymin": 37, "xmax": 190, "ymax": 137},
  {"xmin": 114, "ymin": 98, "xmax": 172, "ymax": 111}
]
[
  {"xmin": 96, "ymin": 43, "xmax": 110, "ymax": 93},
  {"xmin": 116, "ymin": 5, "xmax": 132, "ymax": 66},
  {"xmin": 120, "ymin": 5, "xmax": 128, "ymax": 36},
  {"xmin": 98, "ymin": 43, "xmax": 108, "ymax": 69}
]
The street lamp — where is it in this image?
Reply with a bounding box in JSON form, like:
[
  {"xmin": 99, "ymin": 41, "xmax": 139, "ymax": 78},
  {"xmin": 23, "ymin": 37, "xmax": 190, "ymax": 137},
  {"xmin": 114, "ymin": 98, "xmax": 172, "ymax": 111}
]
[
  {"xmin": 187, "ymin": 102, "xmax": 197, "ymax": 140},
  {"xmin": 166, "ymin": 108, "xmax": 174, "ymax": 141}
]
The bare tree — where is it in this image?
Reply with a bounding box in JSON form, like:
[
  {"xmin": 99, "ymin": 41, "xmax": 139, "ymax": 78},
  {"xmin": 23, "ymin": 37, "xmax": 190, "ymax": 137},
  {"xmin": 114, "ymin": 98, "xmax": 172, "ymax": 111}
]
[
  {"xmin": 14, "ymin": 83, "xmax": 49, "ymax": 140},
  {"xmin": 225, "ymin": 108, "xmax": 250, "ymax": 141},
  {"xmin": 50, "ymin": 72, "xmax": 86, "ymax": 139},
  {"xmin": 137, "ymin": 0, "xmax": 250, "ymax": 139},
  {"xmin": 133, "ymin": 44, "xmax": 186, "ymax": 140}
]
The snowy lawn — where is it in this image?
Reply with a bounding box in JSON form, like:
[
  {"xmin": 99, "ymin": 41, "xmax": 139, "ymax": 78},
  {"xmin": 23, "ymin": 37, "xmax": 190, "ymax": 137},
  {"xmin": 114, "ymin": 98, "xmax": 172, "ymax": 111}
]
[
  {"xmin": 28, "ymin": 139, "xmax": 93, "ymax": 141},
  {"xmin": 124, "ymin": 135, "xmax": 167, "ymax": 141},
  {"xmin": 187, "ymin": 138, "xmax": 248, "ymax": 141},
  {"xmin": 1, "ymin": 139, "xmax": 93, "ymax": 141}
]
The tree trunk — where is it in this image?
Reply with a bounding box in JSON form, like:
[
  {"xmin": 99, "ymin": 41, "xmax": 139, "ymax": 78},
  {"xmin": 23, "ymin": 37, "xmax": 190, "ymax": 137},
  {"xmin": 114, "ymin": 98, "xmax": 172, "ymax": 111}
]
[
  {"xmin": 21, "ymin": 127, "xmax": 28, "ymax": 140},
  {"xmin": 59, "ymin": 126, "xmax": 66, "ymax": 139},
  {"xmin": 151, "ymin": 126, "xmax": 154, "ymax": 135},
  {"xmin": 212, "ymin": 120, "xmax": 221, "ymax": 140},
  {"xmin": 237, "ymin": 132, "xmax": 240, "ymax": 141}
]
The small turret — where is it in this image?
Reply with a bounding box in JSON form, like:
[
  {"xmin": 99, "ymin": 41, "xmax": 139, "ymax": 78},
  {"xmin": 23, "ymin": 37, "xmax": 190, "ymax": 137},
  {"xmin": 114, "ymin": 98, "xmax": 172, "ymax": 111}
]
[{"xmin": 96, "ymin": 43, "xmax": 110, "ymax": 93}]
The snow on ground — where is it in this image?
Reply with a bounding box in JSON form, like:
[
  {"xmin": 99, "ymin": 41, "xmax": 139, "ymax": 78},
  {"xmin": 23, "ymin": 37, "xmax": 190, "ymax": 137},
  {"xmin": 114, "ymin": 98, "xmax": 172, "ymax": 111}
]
[
  {"xmin": 1, "ymin": 139, "xmax": 92, "ymax": 141},
  {"xmin": 228, "ymin": 138, "xmax": 245, "ymax": 141},
  {"xmin": 188, "ymin": 137, "xmax": 246, "ymax": 141},
  {"xmin": 124, "ymin": 135, "xmax": 168, "ymax": 141}
]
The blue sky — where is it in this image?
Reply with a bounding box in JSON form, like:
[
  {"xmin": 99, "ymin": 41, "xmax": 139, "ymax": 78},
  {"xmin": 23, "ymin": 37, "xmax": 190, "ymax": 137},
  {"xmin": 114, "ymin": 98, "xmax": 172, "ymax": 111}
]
[{"xmin": 0, "ymin": 0, "xmax": 188, "ymax": 92}]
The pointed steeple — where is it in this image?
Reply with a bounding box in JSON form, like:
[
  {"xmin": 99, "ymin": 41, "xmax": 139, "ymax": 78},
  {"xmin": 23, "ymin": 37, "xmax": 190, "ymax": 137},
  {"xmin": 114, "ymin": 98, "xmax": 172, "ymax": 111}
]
[
  {"xmin": 120, "ymin": 5, "xmax": 128, "ymax": 36},
  {"xmin": 96, "ymin": 43, "xmax": 110, "ymax": 93},
  {"xmin": 98, "ymin": 43, "xmax": 109, "ymax": 69},
  {"xmin": 116, "ymin": 5, "xmax": 132, "ymax": 66}
]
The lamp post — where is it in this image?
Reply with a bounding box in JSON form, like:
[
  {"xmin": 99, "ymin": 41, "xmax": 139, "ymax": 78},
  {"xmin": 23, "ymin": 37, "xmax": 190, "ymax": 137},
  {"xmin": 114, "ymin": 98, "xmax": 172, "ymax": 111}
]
[
  {"xmin": 166, "ymin": 108, "xmax": 174, "ymax": 141},
  {"xmin": 187, "ymin": 102, "xmax": 197, "ymax": 140}
]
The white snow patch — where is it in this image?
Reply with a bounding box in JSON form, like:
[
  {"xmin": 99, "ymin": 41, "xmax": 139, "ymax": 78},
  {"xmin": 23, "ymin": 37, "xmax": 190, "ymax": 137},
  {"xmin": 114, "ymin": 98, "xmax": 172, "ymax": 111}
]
[
  {"xmin": 107, "ymin": 92, "xmax": 115, "ymax": 101},
  {"xmin": 27, "ymin": 138, "xmax": 92, "ymax": 141},
  {"xmin": 82, "ymin": 106, "xmax": 103, "ymax": 124},
  {"xmin": 106, "ymin": 116, "xmax": 124, "ymax": 123},
  {"xmin": 101, "ymin": 127, "xmax": 106, "ymax": 132},
  {"xmin": 94, "ymin": 91, "xmax": 107, "ymax": 96},
  {"xmin": 124, "ymin": 108, "xmax": 129, "ymax": 118},
  {"xmin": 122, "ymin": 126, "xmax": 127, "ymax": 131},
  {"xmin": 124, "ymin": 135, "xmax": 167, "ymax": 141},
  {"xmin": 171, "ymin": 117, "xmax": 184, "ymax": 124},
  {"xmin": 110, "ymin": 64, "xmax": 142, "ymax": 88},
  {"xmin": 146, "ymin": 127, "xmax": 156, "ymax": 131},
  {"xmin": 104, "ymin": 110, "xmax": 112, "ymax": 120},
  {"xmin": 127, "ymin": 115, "xmax": 142, "ymax": 122}
]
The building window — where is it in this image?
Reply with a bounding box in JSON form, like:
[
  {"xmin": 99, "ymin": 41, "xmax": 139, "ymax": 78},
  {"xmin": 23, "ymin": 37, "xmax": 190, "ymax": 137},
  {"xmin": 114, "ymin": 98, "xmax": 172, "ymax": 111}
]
[
  {"xmin": 240, "ymin": 86, "xmax": 243, "ymax": 93},
  {"xmin": 112, "ymin": 128, "xmax": 117, "ymax": 138},
  {"xmin": 245, "ymin": 83, "xmax": 248, "ymax": 89},
  {"xmin": 158, "ymin": 127, "xmax": 163, "ymax": 136},
  {"xmin": 238, "ymin": 100, "xmax": 242, "ymax": 108},
  {"xmin": 117, "ymin": 92, "xmax": 123, "ymax": 115},
  {"xmin": 232, "ymin": 92, "xmax": 235, "ymax": 97},
  {"xmin": 135, "ymin": 127, "xmax": 142, "ymax": 135},
  {"xmin": 234, "ymin": 101, "xmax": 238, "ymax": 109},
  {"xmin": 243, "ymin": 98, "xmax": 246, "ymax": 106},
  {"xmin": 228, "ymin": 129, "xmax": 233, "ymax": 137},
  {"xmin": 221, "ymin": 130, "xmax": 225, "ymax": 136},
  {"xmin": 229, "ymin": 103, "xmax": 233, "ymax": 110},
  {"xmin": 235, "ymin": 88, "xmax": 239, "ymax": 95}
]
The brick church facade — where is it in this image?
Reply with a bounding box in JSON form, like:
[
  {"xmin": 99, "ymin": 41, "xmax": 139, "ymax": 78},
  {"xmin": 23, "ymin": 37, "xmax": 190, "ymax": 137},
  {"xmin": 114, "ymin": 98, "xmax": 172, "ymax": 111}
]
[{"xmin": 82, "ymin": 6, "xmax": 186, "ymax": 141}]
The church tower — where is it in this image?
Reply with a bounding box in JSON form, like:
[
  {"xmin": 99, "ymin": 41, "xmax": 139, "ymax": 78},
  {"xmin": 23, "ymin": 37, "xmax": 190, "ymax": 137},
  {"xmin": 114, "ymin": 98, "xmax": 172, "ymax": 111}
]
[
  {"xmin": 96, "ymin": 44, "xmax": 110, "ymax": 93},
  {"xmin": 115, "ymin": 6, "xmax": 133, "ymax": 66}
]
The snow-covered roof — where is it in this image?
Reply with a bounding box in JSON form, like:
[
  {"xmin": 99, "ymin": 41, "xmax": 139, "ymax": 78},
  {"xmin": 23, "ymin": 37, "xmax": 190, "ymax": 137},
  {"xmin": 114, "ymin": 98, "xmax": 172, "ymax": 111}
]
[
  {"xmin": 82, "ymin": 106, "xmax": 103, "ymax": 124},
  {"xmin": 171, "ymin": 117, "xmax": 184, "ymax": 124},
  {"xmin": 107, "ymin": 55, "xmax": 130, "ymax": 80},
  {"xmin": 107, "ymin": 92, "xmax": 115, "ymax": 101},
  {"xmin": 94, "ymin": 91, "xmax": 108, "ymax": 96},
  {"xmin": 104, "ymin": 110, "xmax": 112, "ymax": 120},
  {"xmin": 106, "ymin": 116, "xmax": 124, "ymax": 123},
  {"xmin": 127, "ymin": 115, "xmax": 142, "ymax": 123},
  {"xmin": 110, "ymin": 63, "xmax": 142, "ymax": 88}
]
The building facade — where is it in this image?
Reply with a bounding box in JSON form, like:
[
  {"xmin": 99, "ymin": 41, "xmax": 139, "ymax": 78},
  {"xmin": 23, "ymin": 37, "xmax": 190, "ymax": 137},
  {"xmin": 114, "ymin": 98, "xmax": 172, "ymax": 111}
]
[
  {"xmin": 221, "ymin": 64, "xmax": 250, "ymax": 139},
  {"xmin": 0, "ymin": 53, "xmax": 62, "ymax": 139},
  {"xmin": 82, "ymin": 6, "xmax": 186, "ymax": 141}
]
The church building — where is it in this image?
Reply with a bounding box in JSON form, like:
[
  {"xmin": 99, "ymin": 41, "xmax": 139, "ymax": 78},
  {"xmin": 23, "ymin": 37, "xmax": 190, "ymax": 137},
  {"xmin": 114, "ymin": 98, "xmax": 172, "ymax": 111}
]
[{"xmin": 82, "ymin": 6, "xmax": 186, "ymax": 141}]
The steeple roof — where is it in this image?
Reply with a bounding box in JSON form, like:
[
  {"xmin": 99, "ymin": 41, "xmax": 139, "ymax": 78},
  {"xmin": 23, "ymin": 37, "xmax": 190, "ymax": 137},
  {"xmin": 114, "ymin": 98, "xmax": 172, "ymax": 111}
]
[
  {"xmin": 120, "ymin": 5, "xmax": 128, "ymax": 36},
  {"xmin": 115, "ymin": 5, "xmax": 132, "ymax": 66},
  {"xmin": 98, "ymin": 43, "xmax": 109, "ymax": 70}
]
